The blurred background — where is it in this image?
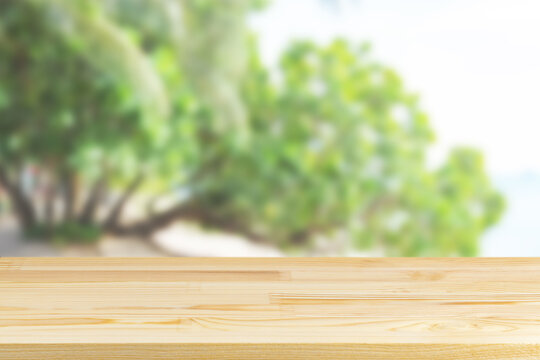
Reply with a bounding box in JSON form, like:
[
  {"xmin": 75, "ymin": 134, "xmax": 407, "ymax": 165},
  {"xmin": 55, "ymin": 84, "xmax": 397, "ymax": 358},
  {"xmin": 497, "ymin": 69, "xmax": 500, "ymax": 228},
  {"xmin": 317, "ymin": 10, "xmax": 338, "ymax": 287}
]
[{"xmin": 0, "ymin": 0, "xmax": 537, "ymax": 257}]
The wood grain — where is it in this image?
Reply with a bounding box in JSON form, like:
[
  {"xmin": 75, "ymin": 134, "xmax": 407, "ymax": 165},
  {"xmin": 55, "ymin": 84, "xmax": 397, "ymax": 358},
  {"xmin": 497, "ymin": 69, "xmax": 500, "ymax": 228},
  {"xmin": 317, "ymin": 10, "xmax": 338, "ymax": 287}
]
[{"xmin": 2, "ymin": 258, "xmax": 540, "ymax": 359}]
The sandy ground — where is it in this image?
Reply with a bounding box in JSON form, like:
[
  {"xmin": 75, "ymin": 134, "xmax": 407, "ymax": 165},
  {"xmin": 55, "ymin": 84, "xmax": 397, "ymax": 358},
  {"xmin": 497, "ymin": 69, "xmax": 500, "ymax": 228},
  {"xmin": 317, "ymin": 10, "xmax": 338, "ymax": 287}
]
[
  {"xmin": 0, "ymin": 217, "xmax": 62, "ymax": 256},
  {"xmin": 153, "ymin": 223, "xmax": 283, "ymax": 257}
]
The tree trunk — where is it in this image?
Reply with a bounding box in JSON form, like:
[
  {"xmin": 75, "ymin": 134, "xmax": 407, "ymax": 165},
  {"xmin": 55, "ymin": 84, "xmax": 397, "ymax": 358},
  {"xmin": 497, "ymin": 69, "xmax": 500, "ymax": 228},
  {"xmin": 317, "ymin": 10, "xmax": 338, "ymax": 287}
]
[
  {"xmin": 103, "ymin": 174, "xmax": 144, "ymax": 231},
  {"xmin": 0, "ymin": 166, "xmax": 37, "ymax": 230},
  {"xmin": 43, "ymin": 180, "xmax": 56, "ymax": 229},
  {"xmin": 78, "ymin": 177, "xmax": 106, "ymax": 225},
  {"xmin": 61, "ymin": 169, "xmax": 77, "ymax": 222}
]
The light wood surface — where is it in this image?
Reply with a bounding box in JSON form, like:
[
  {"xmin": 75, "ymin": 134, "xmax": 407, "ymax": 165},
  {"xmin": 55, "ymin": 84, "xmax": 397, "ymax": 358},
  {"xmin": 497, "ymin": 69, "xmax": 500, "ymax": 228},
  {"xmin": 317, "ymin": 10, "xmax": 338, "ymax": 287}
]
[{"xmin": 2, "ymin": 258, "xmax": 540, "ymax": 359}]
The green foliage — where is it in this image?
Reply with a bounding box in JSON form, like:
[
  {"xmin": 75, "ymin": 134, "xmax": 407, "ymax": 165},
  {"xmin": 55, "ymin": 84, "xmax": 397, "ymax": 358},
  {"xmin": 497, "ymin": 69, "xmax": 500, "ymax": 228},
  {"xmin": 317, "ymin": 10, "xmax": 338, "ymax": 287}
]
[
  {"xmin": 0, "ymin": 0, "xmax": 151, "ymax": 179},
  {"xmin": 0, "ymin": 0, "xmax": 505, "ymax": 256},
  {"xmin": 183, "ymin": 39, "xmax": 505, "ymax": 255}
]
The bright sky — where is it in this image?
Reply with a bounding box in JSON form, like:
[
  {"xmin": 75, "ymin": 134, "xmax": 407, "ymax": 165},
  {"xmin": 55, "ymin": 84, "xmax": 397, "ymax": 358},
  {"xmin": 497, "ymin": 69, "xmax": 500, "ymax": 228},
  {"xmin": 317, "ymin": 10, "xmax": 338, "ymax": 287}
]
[{"xmin": 251, "ymin": 0, "xmax": 540, "ymax": 176}]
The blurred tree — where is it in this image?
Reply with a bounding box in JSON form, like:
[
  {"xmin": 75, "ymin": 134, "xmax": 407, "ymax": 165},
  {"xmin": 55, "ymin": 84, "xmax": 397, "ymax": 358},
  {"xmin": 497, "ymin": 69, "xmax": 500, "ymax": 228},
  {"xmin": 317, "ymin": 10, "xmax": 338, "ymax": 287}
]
[
  {"xmin": 0, "ymin": 0, "xmax": 504, "ymax": 254},
  {"xmin": 0, "ymin": 0, "xmax": 161, "ymax": 240},
  {"xmin": 175, "ymin": 40, "xmax": 505, "ymax": 256}
]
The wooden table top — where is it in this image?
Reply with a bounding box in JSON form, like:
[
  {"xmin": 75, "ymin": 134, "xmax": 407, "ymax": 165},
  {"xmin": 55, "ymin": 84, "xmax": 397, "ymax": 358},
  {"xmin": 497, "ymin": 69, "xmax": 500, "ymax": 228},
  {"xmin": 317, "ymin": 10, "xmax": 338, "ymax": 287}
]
[{"xmin": 2, "ymin": 257, "xmax": 540, "ymax": 359}]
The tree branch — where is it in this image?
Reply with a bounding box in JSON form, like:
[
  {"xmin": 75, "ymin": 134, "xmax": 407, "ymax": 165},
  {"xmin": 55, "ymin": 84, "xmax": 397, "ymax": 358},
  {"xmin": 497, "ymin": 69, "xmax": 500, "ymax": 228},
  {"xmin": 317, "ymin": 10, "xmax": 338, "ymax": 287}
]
[
  {"xmin": 112, "ymin": 199, "xmax": 266, "ymax": 243},
  {"xmin": 111, "ymin": 201, "xmax": 198, "ymax": 237}
]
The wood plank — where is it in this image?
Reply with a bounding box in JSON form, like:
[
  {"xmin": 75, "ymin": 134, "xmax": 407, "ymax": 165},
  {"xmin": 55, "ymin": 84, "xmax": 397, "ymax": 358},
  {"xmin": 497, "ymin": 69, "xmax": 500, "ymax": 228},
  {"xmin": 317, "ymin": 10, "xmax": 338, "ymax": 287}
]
[{"xmin": 2, "ymin": 258, "xmax": 540, "ymax": 359}]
